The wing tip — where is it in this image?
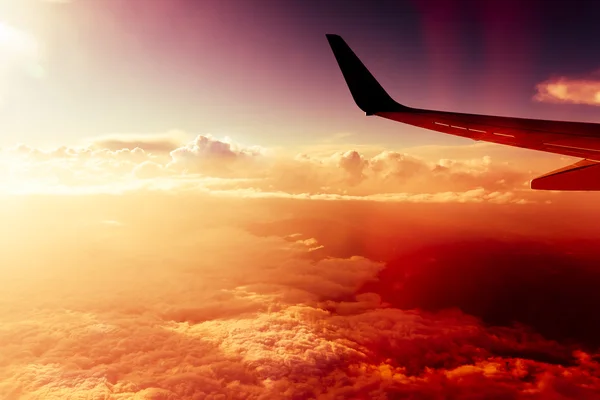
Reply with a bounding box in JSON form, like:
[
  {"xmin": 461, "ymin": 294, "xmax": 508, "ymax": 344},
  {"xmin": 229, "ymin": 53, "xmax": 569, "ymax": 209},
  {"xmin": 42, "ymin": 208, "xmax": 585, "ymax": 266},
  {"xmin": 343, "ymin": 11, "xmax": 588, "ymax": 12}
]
[
  {"xmin": 325, "ymin": 33, "xmax": 342, "ymax": 41},
  {"xmin": 325, "ymin": 33, "xmax": 406, "ymax": 114}
]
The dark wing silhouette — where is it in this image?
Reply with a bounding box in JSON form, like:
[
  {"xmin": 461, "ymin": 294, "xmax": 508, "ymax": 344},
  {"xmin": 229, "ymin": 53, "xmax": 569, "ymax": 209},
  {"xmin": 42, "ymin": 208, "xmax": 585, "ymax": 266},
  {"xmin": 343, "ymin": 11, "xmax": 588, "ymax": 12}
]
[{"xmin": 326, "ymin": 33, "xmax": 600, "ymax": 191}]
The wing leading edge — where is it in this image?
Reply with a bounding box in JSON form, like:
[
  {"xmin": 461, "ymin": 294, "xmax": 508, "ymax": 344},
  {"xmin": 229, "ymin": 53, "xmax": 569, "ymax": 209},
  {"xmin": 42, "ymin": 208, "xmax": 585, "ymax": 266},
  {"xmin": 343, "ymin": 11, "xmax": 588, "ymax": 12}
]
[{"xmin": 325, "ymin": 33, "xmax": 600, "ymax": 191}]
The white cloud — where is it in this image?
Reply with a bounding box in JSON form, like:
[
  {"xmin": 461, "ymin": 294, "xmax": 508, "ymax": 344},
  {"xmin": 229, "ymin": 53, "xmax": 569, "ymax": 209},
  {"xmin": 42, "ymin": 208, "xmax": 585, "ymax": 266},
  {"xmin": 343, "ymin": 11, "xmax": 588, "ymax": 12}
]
[
  {"xmin": 534, "ymin": 72, "xmax": 600, "ymax": 106},
  {"xmin": 0, "ymin": 133, "xmax": 541, "ymax": 204}
]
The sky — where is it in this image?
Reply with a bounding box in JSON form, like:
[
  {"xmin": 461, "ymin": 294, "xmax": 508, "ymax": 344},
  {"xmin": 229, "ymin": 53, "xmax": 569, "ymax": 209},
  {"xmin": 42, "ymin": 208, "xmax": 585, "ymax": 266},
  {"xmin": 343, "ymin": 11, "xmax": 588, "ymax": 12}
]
[
  {"xmin": 1, "ymin": 0, "xmax": 600, "ymax": 399},
  {"xmin": 2, "ymin": 0, "xmax": 600, "ymax": 148}
]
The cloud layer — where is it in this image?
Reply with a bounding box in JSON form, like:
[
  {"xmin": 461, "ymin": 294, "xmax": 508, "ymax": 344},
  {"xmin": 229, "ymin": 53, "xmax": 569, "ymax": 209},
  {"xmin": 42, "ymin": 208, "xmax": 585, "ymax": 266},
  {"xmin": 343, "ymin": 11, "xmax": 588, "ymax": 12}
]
[
  {"xmin": 0, "ymin": 194, "xmax": 599, "ymax": 399},
  {"xmin": 0, "ymin": 133, "xmax": 543, "ymax": 204}
]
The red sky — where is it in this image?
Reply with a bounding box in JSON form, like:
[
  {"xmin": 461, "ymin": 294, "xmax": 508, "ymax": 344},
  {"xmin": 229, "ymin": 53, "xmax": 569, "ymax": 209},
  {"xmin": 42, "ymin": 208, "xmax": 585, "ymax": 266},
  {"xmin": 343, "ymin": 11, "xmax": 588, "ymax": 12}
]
[{"xmin": 1, "ymin": 0, "xmax": 600, "ymax": 398}]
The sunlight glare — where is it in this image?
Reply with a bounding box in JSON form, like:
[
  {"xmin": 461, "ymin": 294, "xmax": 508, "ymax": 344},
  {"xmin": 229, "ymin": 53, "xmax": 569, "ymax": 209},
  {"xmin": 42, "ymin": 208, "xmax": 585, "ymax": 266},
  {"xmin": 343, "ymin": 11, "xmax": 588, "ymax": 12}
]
[{"xmin": 0, "ymin": 20, "xmax": 43, "ymax": 78}]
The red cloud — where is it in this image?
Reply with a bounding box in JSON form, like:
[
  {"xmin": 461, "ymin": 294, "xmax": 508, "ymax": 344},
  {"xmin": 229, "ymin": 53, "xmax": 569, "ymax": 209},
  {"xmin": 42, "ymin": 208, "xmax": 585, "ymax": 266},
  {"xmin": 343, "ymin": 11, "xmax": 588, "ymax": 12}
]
[{"xmin": 0, "ymin": 194, "xmax": 598, "ymax": 398}]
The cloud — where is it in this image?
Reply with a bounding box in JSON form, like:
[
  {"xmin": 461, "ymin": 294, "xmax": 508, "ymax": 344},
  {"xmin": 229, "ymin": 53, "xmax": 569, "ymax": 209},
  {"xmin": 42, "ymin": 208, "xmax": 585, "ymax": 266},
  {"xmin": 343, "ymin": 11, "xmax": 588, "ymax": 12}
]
[
  {"xmin": 91, "ymin": 134, "xmax": 184, "ymax": 154},
  {"xmin": 167, "ymin": 134, "xmax": 266, "ymax": 176},
  {"xmin": 267, "ymin": 150, "xmax": 531, "ymax": 202},
  {"xmin": 86, "ymin": 130, "xmax": 190, "ymax": 153},
  {"xmin": 132, "ymin": 160, "xmax": 167, "ymax": 179},
  {"xmin": 206, "ymin": 187, "xmax": 530, "ymax": 205},
  {"xmin": 0, "ymin": 194, "xmax": 598, "ymax": 398},
  {"xmin": 0, "ymin": 132, "xmax": 547, "ymax": 204},
  {"xmin": 361, "ymin": 239, "xmax": 600, "ymax": 349},
  {"xmin": 534, "ymin": 73, "xmax": 600, "ymax": 105}
]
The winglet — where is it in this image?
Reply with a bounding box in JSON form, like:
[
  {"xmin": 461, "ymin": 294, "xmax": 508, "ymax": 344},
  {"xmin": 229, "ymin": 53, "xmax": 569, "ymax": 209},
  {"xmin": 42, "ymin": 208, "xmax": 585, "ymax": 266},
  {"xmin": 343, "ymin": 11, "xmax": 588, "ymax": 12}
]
[{"xmin": 326, "ymin": 34, "xmax": 408, "ymax": 115}]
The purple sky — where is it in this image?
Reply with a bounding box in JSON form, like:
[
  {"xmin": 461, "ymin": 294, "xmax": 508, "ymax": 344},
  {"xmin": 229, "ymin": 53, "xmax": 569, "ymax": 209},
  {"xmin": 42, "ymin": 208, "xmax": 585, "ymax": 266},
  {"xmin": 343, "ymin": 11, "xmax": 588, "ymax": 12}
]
[{"xmin": 1, "ymin": 0, "xmax": 600, "ymax": 149}]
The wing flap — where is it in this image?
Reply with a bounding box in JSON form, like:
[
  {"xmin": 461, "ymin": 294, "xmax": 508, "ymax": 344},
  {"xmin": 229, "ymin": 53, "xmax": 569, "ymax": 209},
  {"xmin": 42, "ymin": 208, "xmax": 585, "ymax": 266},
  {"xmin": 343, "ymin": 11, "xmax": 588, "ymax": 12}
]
[{"xmin": 531, "ymin": 159, "xmax": 600, "ymax": 191}]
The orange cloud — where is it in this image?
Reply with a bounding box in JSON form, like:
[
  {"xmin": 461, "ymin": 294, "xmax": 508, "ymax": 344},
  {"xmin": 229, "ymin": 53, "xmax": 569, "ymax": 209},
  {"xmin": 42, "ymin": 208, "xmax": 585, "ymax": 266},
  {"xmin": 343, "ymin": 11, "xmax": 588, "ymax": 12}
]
[
  {"xmin": 0, "ymin": 194, "xmax": 598, "ymax": 398},
  {"xmin": 167, "ymin": 134, "xmax": 266, "ymax": 176},
  {"xmin": 87, "ymin": 131, "xmax": 191, "ymax": 153},
  {"xmin": 0, "ymin": 133, "xmax": 553, "ymax": 204},
  {"xmin": 534, "ymin": 73, "xmax": 600, "ymax": 105}
]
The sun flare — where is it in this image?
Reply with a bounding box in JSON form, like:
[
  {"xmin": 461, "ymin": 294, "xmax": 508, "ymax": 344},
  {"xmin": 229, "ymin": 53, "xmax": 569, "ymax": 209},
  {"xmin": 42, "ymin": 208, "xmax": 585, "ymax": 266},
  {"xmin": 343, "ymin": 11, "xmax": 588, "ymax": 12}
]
[
  {"xmin": 0, "ymin": 20, "xmax": 42, "ymax": 78},
  {"xmin": 0, "ymin": 21, "xmax": 37, "ymax": 55}
]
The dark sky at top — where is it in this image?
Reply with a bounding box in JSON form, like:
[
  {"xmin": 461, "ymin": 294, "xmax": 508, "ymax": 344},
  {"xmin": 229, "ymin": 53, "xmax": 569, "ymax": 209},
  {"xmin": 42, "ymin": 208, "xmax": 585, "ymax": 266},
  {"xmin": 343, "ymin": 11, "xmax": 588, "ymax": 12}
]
[{"xmin": 286, "ymin": 0, "xmax": 600, "ymax": 115}]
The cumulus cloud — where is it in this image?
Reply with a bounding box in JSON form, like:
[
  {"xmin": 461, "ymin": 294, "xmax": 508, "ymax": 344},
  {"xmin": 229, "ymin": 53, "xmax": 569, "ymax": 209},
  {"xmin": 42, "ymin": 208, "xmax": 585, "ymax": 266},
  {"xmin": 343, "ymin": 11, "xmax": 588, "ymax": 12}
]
[
  {"xmin": 0, "ymin": 194, "xmax": 598, "ymax": 399},
  {"xmin": 270, "ymin": 150, "xmax": 531, "ymax": 202},
  {"xmin": 534, "ymin": 72, "xmax": 600, "ymax": 105},
  {"xmin": 0, "ymin": 132, "xmax": 545, "ymax": 204},
  {"xmin": 167, "ymin": 134, "xmax": 266, "ymax": 176}
]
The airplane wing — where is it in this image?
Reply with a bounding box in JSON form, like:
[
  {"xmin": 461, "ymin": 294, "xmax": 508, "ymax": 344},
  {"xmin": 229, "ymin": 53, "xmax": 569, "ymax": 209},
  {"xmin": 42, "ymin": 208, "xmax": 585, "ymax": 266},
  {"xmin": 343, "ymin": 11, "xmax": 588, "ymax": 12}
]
[{"xmin": 325, "ymin": 33, "xmax": 600, "ymax": 191}]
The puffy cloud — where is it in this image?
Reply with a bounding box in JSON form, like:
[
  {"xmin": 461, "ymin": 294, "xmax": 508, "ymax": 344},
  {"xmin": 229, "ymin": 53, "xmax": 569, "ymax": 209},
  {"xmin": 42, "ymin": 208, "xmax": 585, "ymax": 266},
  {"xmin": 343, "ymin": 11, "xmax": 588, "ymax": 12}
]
[
  {"xmin": 0, "ymin": 132, "xmax": 547, "ymax": 204},
  {"xmin": 334, "ymin": 150, "xmax": 369, "ymax": 185},
  {"xmin": 370, "ymin": 151, "xmax": 428, "ymax": 178},
  {"xmin": 278, "ymin": 150, "xmax": 531, "ymax": 202},
  {"xmin": 534, "ymin": 73, "xmax": 600, "ymax": 105},
  {"xmin": 167, "ymin": 135, "xmax": 266, "ymax": 176},
  {"xmin": 276, "ymin": 150, "xmax": 530, "ymax": 198}
]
